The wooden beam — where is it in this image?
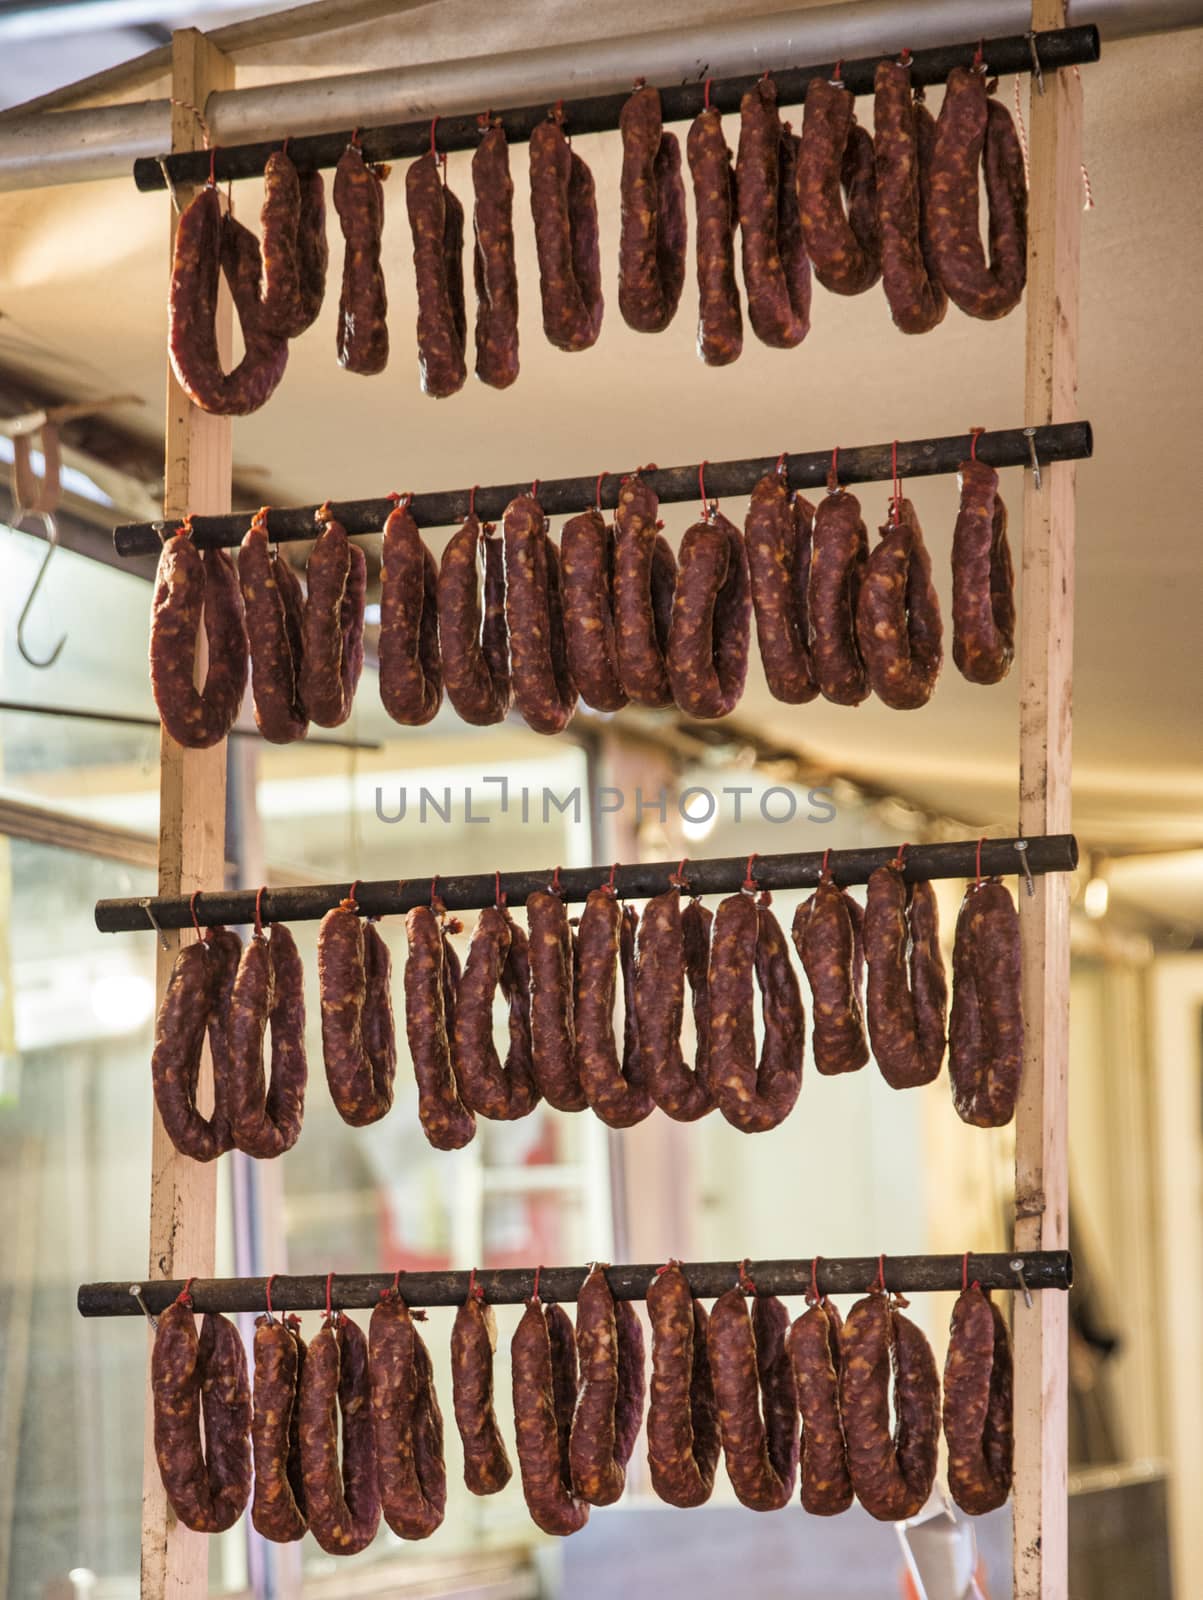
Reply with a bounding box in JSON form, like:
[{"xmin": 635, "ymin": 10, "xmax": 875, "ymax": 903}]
[
  {"xmin": 139, "ymin": 29, "xmax": 234, "ymax": 1600},
  {"xmin": 1014, "ymin": 3, "xmax": 1082, "ymax": 1597}
]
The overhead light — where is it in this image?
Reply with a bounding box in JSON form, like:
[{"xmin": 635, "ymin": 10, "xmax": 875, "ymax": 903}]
[
  {"xmin": 90, "ymin": 972, "xmax": 156, "ymax": 1032},
  {"xmin": 1082, "ymin": 853, "xmax": 1109, "ymax": 920}
]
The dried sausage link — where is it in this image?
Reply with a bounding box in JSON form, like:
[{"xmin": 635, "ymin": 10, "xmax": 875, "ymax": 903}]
[
  {"xmin": 687, "ymin": 108, "xmax": 742, "ymax": 366},
  {"xmin": 334, "ymin": 146, "xmax": 388, "ymax": 373},
  {"xmin": 793, "ymin": 878, "xmax": 869, "ymax": 1076},
  {"xmin": 369, "ymin": 1293, "xmax": 447, "ymax": 1539},
  {"xmin": 574, "ymin": 889, "xmax": 654, "ymax": 1128},
  {"xmin": 150, "ymin": 532, "xmax": 248, "ymax": 749},
  {"xmin": 299, "ymin": 1313, "xmax": 381, "ymax": 1554},
  {"xmin": 238, "ymin": 516, "xmax": 307, "ymax": 743},
  {"xmin": 808, "ymin": 490, "xmax": 870, "ymax": 706},
  {"xmin": 776, "ymin": 123, "xmax": 814, "ymax": 336},
  {"xmin": 259, "ymin": 150, "xmax": 326, "ymax": 339},
  {"xmin": 529, "ymin": 113, "xmax": 603, "ymax": 352},
  {"xmin": 512, "ymin": 1300, "xmax": 590, "ymax": 1535},
  {"xmin": 929, "ymin": 67, "xmax": 1027, "ymax": 320},
  {"xmin": 646, "ymin": 1263, "xmax": 720, "ymax": 1506},
  {"xmin": 746, "ymin": 470, "xmax": 819, "ymax": 704},
  {"xmin": 952, "ymin": 458, "xmax": 1016, "ymax": 685},
  {"xmin": 855, "ymin": 497, "xmax": 944, "ymax": 710},
  {"xmin": 667, "ymin": 510, "xmax": 752, "ymax": 719},
  {"xmin": 472, "ymin": 122, "xmax": 520, "ymax": 389},
  {"xmin": 151, "ymin": 928, "xmax": 239, "ymax": 1161},
  {"xmin": 709, "ymin": 893, "xmax": 804, "ymax": 1133},
  {"xmin": 634, "ymin": 888, "xmax": 714, "ymax": 1122},
  {"xmin": 526, "ymin": 889, "xmax": 587, "ymax": 1112},
  {"xmin": 438, "ymin": 516, "xmax": 512, "ymax": 724},
  {"xmin": 561, "ymin": 509, "xmax": 629, "ymax": 712},
  {"xmin": 797, "ymin": 77, "xmax": 881, "ymax": 297},
  {"xmin": 317, "ymin": 900, "xmax": 395, "ymax": 1126},
  {"xmin": 708, "ymin": 1288, "xmax": 799, "ymax": 1510},
  {"xmin": 300, "ymin": 517, "xmax": 365, "ymax": 729},
  {"xmin": 406, "ymin": 152, "xmax": 468, "ymax": 398},
  {"xmin": 840, "ymin": 1292, "xmax": 940, "ymax": 1520},
  {"xmin": 380, "ymin": 501, "xmax": 443, "ymax": 725},
  {"xmin": 872, "ymin": 63, "xmax": 947, "ymax": 333},
  {"xmin": 404, "ymin": 905, "xmax": 476, "ymax": 1150},
  {"xmin": 252, "ymin": 1314, "xmax": 308, "ymax": 1542},
  {"xmin": 227, "ymin": 922, "xmax": 308, "ymax": 1157},
  {"xmin": 944, "ymin": 1284, "xmax": 1014, "ymax": 1514},
  {"xmin": 152, "ymin": 1299, "xmax": 252, "ymax": 1533},
  {"xmin": 736, "ymin": 77, "xmax": 809, "ymax": 348},
  {"xmin": 452, "ymin": 1293, "xmax": 513, "ymax": 1494},
  {"xmin": 503, "ymin": 494, "xmax": 578, "ymax": 735},
  {"xmin": 614, "ymin": 473, "xmax": 675, "ymax": 707},
  {"xmin": 570, "ymin": 1266, "xmax": 646, "ymax": 1505},
  {"xmin": 864, "ymin": 865, "xmax": 947, "ymax": 1089},
  {"xmin": 452, "ymin": 905, "xmax": 540, "ymax": 1119},
  {"xmin": 949, "ymin": 879, "xmax": 1023, "ymax": 1127},
  {"xmin": 788, "ymin": 1299, "xmax": 853, "ymax": 1514},
  {"xmin": 618, "ymin": 85, "xmax": 687, "ymax": 333}
]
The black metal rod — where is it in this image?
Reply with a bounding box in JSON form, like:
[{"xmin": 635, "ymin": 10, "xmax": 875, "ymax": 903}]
[
  {"xmin": 93, "ymin": 832, "xmax": 1078, "ymax": 934},
  {"xmin": 78, "ymin": 1250, "xmax": 1072, "ymax": 1317},
  {"xmin": 133, "ymin": 26, "xmax": 1100, "ymax": 193},
  {"xmin": 113, "ymin": 421, "xmax": 1092, "ymax": 557}
]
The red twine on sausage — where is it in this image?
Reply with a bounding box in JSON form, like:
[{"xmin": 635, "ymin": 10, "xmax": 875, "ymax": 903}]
[
  {"xmin": 972, "ymin": 38, "xmax": 985, "ymax": 71},
  {"xmin": 531, "ymin": 1264, "xmax": 543, "ymax": 1303},
  {"xmin": 529, "ymin": 478, "xmax": 540, "ymax": 499},
  {"xmin": 737, "ymin": 1259, "xmax": 758, "ymax": 1297},
  {"xmin": 324, "ymin": 1271, "xmax": 335, "ymax": 1320},
  {"xmin": 190, "ymin": 890, "xmax": 203, "ymax": 938},
  {"xmin": 265, "ymin": 1273, "xmax": 278, "ymax": 1318},
  {"xmin": 961, "ymin": 1252, "xmax": 971, "ymax": 1292},
  {"xmin": 810, "ymin": 1255, "xmax": 822, "ymax": 1305},
  {"xmin": 550, "ymin": 865, "xmax": 564, "ymax": 896},
  {"xmin": 254, "ymin": 885, "xmax": 267, "ymax": 939},
  {"xmin": 176, "ymin": 1275, "xmax": 196, "ymax": 1306},
  {"xmin": 595, "ymin": 470, "xmax": 608, "ymax": 510},
  {"xmin": 603, "ymin": 863, "xmax": 619, "ymax": 896},
  {"xmin": 873, "ymin": 1255, "xmax": 886, "ymax": 1295},
  {"xmin": 669, "ymin": 857, "xmax": 690, "ymax": 889},
  {"xmin": 969, "ymin": 426, "xmax": 985, "ymax": 462},
  {"xmin": 349, "ymin": 127, "xmax": 362, "ymax": 149},
  {"xmin": 494, "ymin": 870, "xmax": 506, "ymax": 909},
  {"xmin": 428, "ymin": 115, "xmax": 439, "ymax": 158},
  {"xmin": 467, "ymin": 1267, "xmax": 485, "ymax": 1303},
  {"xmin": 827, "ymin": 446, "xmax": 841, "ymax": 494},
  {"xmin": 703, "ymin": 77, "xmax": 714, "ymax": 110},
  {"xmin": 467, "ymin": 484, "xmax": 479, "ymax": 518},
  {"xmin": 890, "ymin": 439, "xmax": 902, "ymax": 526},
  {"xmin": 899, "ymin": 47, "xmax": 912, "ymax": 66},
  {"xmin": 820, "ymin": 848, "xmax": 832, "ymax": 883},
  {"xmin": 698, "ymin": 459, "xmax": 712, "ymax": 513},
  {"xmin": 742, "ymin": 852, "xmax": 759, "ymax": 892},
  {"xmin": 775, "ymin": 450, "xmax": 789, "ymax": 481},
  {"xmin": 975, "ymin": 836, "xmax": 986, "ymax": 887},
  {"xmin": 655, "ymin": 1258, "xmax": 681, "ymax": 1277},
  {"xmin": 386, "ymin": 491, "xmax": 415, "ymax": 510},
  {"xmin": 346, "ymin": 880, "xmax": 361, "ymax": 913},
  {"xmin": 893, "ymin": 841, "xmax": 909, "ymax": 870}
]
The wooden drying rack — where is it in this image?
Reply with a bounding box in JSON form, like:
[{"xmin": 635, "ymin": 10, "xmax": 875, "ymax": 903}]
[{"xmin": 131, "ymin": 5, "xmax": 1084, "ymax": 1594}]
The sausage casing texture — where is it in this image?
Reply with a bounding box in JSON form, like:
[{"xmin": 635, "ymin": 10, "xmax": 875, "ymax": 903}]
[
  {"xmin": 618, "ymin": 85, "xmax": 687, "ymax": 333},
  {"xmin": 929, "ymin": 68, "xmax": 1027, "ymax": 320},
  {"xmin": 150, "ymin": 532, "xmax": 248, "ymax": 750},
  {"xmin": 299, "ymin": 1314, "xmax": 381, "ymax": 1554},
  {"xmin": 667, "ymin": 510, "xmax": 752, "ymax": 719},
  {"xmin": 840, "ymin": 1293, "xmax": 940, "ymax": 1520},
  {"xmin": 797, "ymin": 77, "xmax": 881, "ymax": 297},
  {"xmin": 808, "ymin": 490, "xmax": 870, "ymax": 706},
  {"xmin": 793, "ymin": 879, "xmax": 870, "ymax": 1076},
  {"xmin": 503, "ymin": 494, "xmax": 578, "ymax": 735},
  {"xmin": 855, "ymin": 497, "xmax": 944, "ymax": 710},
  {"xmin": 379, "ymin": 502, "xmax": 443, "ymax": 725},
  {"xmin": 634, "ymin": 888, "xmax": 714, "ymax": 1122},
  {"xmin": 949, "ymin": 879, "xmax": 1024, "ymax": 1127},
  {"xmin": 226, "ymin": 922, "xmax": 308, "ymax": 1157},
  {"xmin": 573, "ymin": 890, "xmax": 653, "ymax": 1128},
  {"xmin": 873, "ymin": 63, "xmax": 947, "ymax": 334},
  {"xmin": 788, "ymin": 1299, "xmax": 853, "ymax": 1514},
  {"xmin": 864, "ymin": 865, "xmax": 947, "ymax": 1090},
  {"xmin": 406, "ymin": 152, "xmax": 468, "ymax": 398},
  {"xmin": 259, "ymin": 151, "xmax": 326, "ymax": 339},
  {"xmin": 526, "ymin": 889, "xmax": 587, "ymax": 1112},
  {"xmin": 614, "ymin": 474, "xmax": 676, "ymax": 707},
  {"xmin": 708, "ymin": 893, "xmax": 804, "ymax": 1134},
  {"xmin": 238, "ymin": 517, "xmax": 307, "ymax": 743},
  {"xmin": 746, "ymin": 471, "xmax": 819, "ymax": 704},
  {"xmin": 300, "ymin": 518, "xmax": 366, "ymax": 728},
  {"xmin": 512, "ymin": 1300, "xmax": 590, "ymax": 1535},
  {"xmin": 944, "ymin": 1284, "xmax": 1014, "ymax": 1514},
  {"xmin": 529, "ymin": 115, "xmax": 603, "ymax": 352},
  {"xmin": 334, "ymin": 146, "xmax": 389, "ymax": 373},
  {"xmin": 452, "ymin": 1293, "xmax": 513, "ymax": 1494},
  {"xmin": 317, "ymin": 901, "xmax": 395, "ymax": 1125},
  {"xmin": 646, "ymin": 1264, "xmax": 720, "ymax": 1506},
  {"xmin": 252, "ymin": 1314, "xmax": 308, "ymax": 1542},
  {"xmin": 736, "ymin": 78, "xmax": 809, "ymax": 348},
  {"xmin": 369, "ymin": 1293, "xmax": 447, "ymax": 1539},
  {"xmin": 168, "ymin": 186, "xmax": 289, "ymax": 416},
  {"xmin": 438, "ymin": 516, "xmax": 513, "ymax": 724},
  {"xmin": 151, "ymin": 929, "xmax": 240, "ymax": 1161},
  {"xmin": 687, "ymin": 108, "xmax": 742, "ymax": 365},
  {"xmin": 708, "ymin": 1288, "xmax": 799, "ymax": 1510},
  {"xmin": 952, "ymin": 458, "xmax": 1016, "ymax": 685},
  {"xmin": 561, "ymin": 509, "xmax": 629, "ymax": 713},
  {"xmin": 569, "ymin": 1266, "xmax": 646, "ymax": 1505},
  {"xmin": 472, "ymin": 123, "xmax": 520, "ymax": 388},
  {"xmin": 152, "ymin": 1299, "xmax": 252, "ymax": 1533},
  {"xmin": 404, "ymin": 906, "xmax": 476, "ymax": 1149},
  {"xmin": 452, "ymin": 905, "xmax": 540, "ymax": 1120}
]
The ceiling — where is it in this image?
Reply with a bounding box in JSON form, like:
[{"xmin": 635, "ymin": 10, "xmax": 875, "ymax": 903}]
[{"xmin": 0, "ymin": 2, "xmax": 1200, "ymax": 918}]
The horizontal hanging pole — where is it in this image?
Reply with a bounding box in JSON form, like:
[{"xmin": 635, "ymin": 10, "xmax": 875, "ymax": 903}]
[
  {"xmin": 78, "ymin": 1250, "xmax": 1073, "ymax": 1317},
  {"xmin": 93, "ymin": 833, "xmax": 1078, "ymax": 934},
  {"xmin": 133, "ymin": 26, "xmax": 1099, "ymax": 193},
  {"xmin": 112, "ymin": 421, "xmax": 1092, "ymax": 557}
]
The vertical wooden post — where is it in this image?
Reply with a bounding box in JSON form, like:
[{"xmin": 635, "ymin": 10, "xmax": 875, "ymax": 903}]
[
  {"xmin": 141, "ymin": 29, "xmax": 234, "ymax": 1600},
  {"xmin": 1014, "ymin": 4, "xmax": 1081, "ymax": 1598}
]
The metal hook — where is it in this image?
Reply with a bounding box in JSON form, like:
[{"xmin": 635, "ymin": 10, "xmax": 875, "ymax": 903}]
[
  {"xmin": 130, "ymin": 1283, "xmax": 159, "ymax": 1331},
  {"xmin": 1010, "ymin": 1257, "xmax": 1034, "ymax": 1309},
  {"xmin": 1014, "ymin": 839, "xmax": 1036, "ymax": 897},
  {"xmin": 1022, "ymin": 426, "xmax": 1042, "ymax": 490},
  {"xmin": 14, "ymin": 509, "xmax": 67, "ymax": 668},
  {"xmin": 1026, "ymin": 33, "xmax": 1045, "ymax": 96},
  {"xmin": 140, "ymin": 897, "xmax": 169, "ymax": 951}
]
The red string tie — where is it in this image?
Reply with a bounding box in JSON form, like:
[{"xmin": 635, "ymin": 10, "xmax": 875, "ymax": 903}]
[
  {"xmin": 669, "ymin": 857, "xmax": 690, "ymax": 890},
  {"xmin": 494, "ymin": 870, "xmax": 506, "ymax": 909},
  {"xmin": 655, "ymin": 1258, "xmax": 680, "ymax": 1277},
  {"xmin": 737, "ymin": 1259, "xmax": 758, "ymax": 1297},
  {"xmin": 324, "ymin": 1271, "xmax": 335, "ymax": 1320},
  {"xmin": 775, "ymin": 450, "xmax": 788, "ymax": 480},
  {"xmin": 962, "ymin": 1252, "xmax": 971, "ymax": 1292},
  {"xmin": 468, "ymin": 484, "xmax": 479, "ymax": 518},
  {"xmin": 529, "ymin": 478, "xmax": 540, "ymax": 499},
  {"xmin": 430, "ymin": 875, "xmax": 440, "ymax": 910},
  {"xmin": 891, "ymin": 439, "xmax": 902, "ymax": 526},
  {"xmin": 810, "ymin": 1255, "xmax": 822, "ymax": 1305},
  {"xmin": 820, "ymin": 848, "xmax": 832, "ymax": 883},
  {"xmin": 550, "ymin": 866, "xmax": 563, "ymax": 896},
  {"xmin": 827, "ymin": 445, "xmax": 841, "ymax": 494},
  {"xmin": 969, "ymin": 427, "xmax": 985, "ymax": 462},
  {"xmin": 742, "ymin": 853, "xmax": 759, "ymax": 893},
  {"xmin": 604, "ymin": 863, "xmax": 618, "ymax": 896},
  {"xmin": 429, "ymin": 115, "xmax": 439, "ymax": 158},
  {"xmin": 254, "ymin": 885, "xmax": 267, "ymax": 939},
  {"xmin": 893, "ymin": 842, "xmax": 909, "ymax": 870},
  {"xmin": 190, "ymin": 890, "xmax": 203, "ymax": 937},
  {"xmin": 698, "ymin": 460, "xmax": 716, "ymax": 516},
  {"xmin": 208, "ymin": 147, "xmax": 217, "ymax": 187},
  {"xmin": 346, "ymin": 880, "xmax": 361, "ymax": 913},
  {"xmin": 975, "ymin": 836, "xmax": 986, "ymax": 887},
  {"xmin": 703, "ymin": 78, "xmax": 713, "ymax": 111},
  {"xmin": 468, "ymin": 1267, "xmax": 485, "ymax": 1303},
  {"xmin": 531, "ymin": 1264, "xmax": 543, "ymax": 1303},
  {"xmin": 265, "ymin": 1273, "xmax": 278, "ymax": 1318},
  {"xmin": 595, "ymin": 470, "xmax": 608, "ymax": 510},
  {"xmin": 873, "ymin": 1254, "xmax": 886, "ymax": 1295},
  {"xmin": 176, "ymin": 1275, "xmax": 196, "ymax": 1307}
]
